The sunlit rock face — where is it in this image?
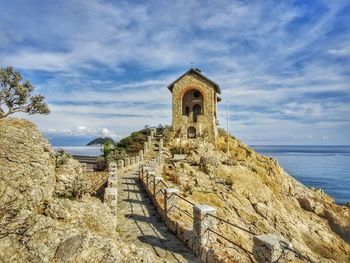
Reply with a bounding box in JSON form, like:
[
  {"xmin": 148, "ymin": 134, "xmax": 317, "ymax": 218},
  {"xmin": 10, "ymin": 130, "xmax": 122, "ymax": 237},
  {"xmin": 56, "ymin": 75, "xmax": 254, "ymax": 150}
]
[
  {"xmin": 0, "ymin": 118, "xmax": 56, "ymax": 211},
  {"xmin": 165, "ymin": 133, "xmax": 350, "ymax": 262},
  {"xmin": 0, "ymin": 118, "xmax": 162, "ymax": 263}
]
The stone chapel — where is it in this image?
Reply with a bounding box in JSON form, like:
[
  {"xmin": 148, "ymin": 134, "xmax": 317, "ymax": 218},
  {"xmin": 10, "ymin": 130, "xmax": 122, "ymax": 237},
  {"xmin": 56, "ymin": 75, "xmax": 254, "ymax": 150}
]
[{"xmin": 167, "ymin": 68, "xmax": 221, "ymax": 144}]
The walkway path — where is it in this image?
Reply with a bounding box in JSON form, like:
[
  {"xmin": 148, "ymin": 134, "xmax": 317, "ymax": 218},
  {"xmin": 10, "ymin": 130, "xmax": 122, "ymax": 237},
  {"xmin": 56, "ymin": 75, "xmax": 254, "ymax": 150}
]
[{"xmin": 116, "ymin": 167, "xmax": 199, "ymax": 263}]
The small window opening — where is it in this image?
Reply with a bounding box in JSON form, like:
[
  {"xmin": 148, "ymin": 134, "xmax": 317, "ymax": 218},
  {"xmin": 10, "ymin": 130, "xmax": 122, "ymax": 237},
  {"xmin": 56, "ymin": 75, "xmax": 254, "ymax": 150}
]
[{"xmin": 193, "ymin": 91, "xmax": 200, "ymax": 98}]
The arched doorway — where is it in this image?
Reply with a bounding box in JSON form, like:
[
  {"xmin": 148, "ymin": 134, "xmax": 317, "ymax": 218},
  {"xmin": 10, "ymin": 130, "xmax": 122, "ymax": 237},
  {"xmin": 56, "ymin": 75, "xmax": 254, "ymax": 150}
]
[
  {"xmin": 193, "ymin": 104, "xmax": 201, "ymax": 122},
  {"xmin": 187, "ymin": 126, "xmax": 196, "ymax": 138}
]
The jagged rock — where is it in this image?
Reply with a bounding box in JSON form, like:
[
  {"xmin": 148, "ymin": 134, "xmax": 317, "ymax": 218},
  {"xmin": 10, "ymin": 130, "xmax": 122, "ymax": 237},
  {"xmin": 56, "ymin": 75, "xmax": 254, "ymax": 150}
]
[
  {"xmin": 165, "ymin": 136, "xmax": 350, "ymax": 262},
  {"xmin": 1, "ymin": 211, "xmax": 160, "ymax": 262},
  {"xmin": 0, "ymin": 118, "xmax": 56, "ymax": 210},
  {"xmin": 0, "ymin": 118, "xmax": 162, "ymax": 263},
  {"xmin": 44, "ymin": 195, "xmax": 117, "ymax": 238},
  {"xmin": 297, "ymin": 197, "xmax": 314, "ymax": 212},
  {"xmin": 54, "ymin": 158, "xmax": 91, "ymax": 198}
]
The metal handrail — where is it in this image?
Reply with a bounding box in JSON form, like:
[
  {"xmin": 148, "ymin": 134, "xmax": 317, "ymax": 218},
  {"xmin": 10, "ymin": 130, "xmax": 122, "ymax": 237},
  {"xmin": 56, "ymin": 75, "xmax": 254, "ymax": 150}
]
[
  {"xmin": 170, "ymin": 205, "xmax": 193, "ymax": 219},
  {"xmin": 154, "ymin": 180, "xmax": 166, "ymax": 188},
  {"xmin": 206, "ymin": 214, "xmax": 256, "ymax": 235},
  {"xmin": 206, "ymin": 228, "xmax": 254, "ymax": 257},
  {"xmin": 155, "ymin": 189, "xmax": 164, "ymax": 196},
  {"xmin": 158, "ymin": 180, "xmax": 169, "ymax": 188},
  {"xmin": 279, "ymin": 242, "xmax": 315, "ymax": 263},
  {"xmin": 132, "ymin": 148, "xmax": 313, "ymax": 263},
  {"xmin": 173, "ymin": 193, "xmax": 195, "ymax": 206}
]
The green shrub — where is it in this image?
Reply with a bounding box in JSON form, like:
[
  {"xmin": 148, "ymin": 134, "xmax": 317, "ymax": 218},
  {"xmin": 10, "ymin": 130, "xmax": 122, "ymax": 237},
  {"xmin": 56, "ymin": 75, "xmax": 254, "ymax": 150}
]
[
  {"xmin": 106, "ymin": 147, "xmax": 128, "ymax": 164},
  {"xmin": 116, "ymin": 129, "xmax": 148, "ymax": 154},
  {"xmin": 55, "ymin": 149, "xmax": 72, "ymax": 166},
  {"xmin": 96, "ymin": 156, "xmax": 107, "ymax": 170},
  {"xmin": 102, "ymin": 141, "xmax": 113, "ymax": 157}
]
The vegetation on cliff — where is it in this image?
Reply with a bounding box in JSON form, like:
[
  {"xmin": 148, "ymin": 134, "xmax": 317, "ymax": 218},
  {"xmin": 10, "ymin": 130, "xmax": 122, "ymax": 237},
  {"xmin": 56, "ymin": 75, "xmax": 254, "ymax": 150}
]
[{"xmin": 97, "ymin": 125, "xmax": 172, "ymax": 170}]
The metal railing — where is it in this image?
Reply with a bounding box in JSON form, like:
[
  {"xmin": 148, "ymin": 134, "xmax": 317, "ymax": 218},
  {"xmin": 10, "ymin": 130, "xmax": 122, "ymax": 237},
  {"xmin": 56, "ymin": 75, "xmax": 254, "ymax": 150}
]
[
  {"xmin": 171, "ymin": 205, "xmax": 193, "ymax": 219},
  {"xmin": 138, "ymin": 159, "xmax": 314, "ymax": 263},
  {"xmin": 206, "ymin": 228, "xmax": 254, "ymax": 256},
  {"xmin": 206, "ymin": 214, "xmax": 256, "ymax": 235},
  {"xmin": 173, "ymin": 193, "xmax": 195, "ymax": 206}
]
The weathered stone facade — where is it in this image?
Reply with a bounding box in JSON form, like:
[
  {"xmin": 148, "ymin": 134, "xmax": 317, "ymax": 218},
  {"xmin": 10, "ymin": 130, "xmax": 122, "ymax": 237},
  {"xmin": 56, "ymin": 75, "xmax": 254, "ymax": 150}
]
[{"xmin": 168, "ymin": 68, "xmax": 221, "ymax": 144}]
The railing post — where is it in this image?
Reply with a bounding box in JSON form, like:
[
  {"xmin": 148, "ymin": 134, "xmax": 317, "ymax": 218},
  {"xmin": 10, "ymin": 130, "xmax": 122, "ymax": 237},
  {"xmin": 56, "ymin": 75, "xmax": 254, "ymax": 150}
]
[
  {"xmin": 144, "ymin": 141, "xmax": 148, "ymax": 153},
  {"xmin": 104, "ymin": 187, "xmax": 118, "ymax": 216},
  {"xmin": 135, "ymin": 156, "xmax": 140, "ymax": 164},
  {"xmin": 164, "ymin": 188, "xmax": 179, "ymax": 219},
  {"xmin": 147, "ymin": 135, "xmax": 152, "ymax": 148},
  {"xmin": 150, "ymin": 127, "xmax": 156, "ymax": 137},
  {"xmin": 253, "ymin": 234, "xmax": 291, "ymax": 263},
  {"xmin": 108, "ymin": 162, "xmax": 117, "ymax": 174},
  {"xmin": 139, "ymin": 149, "xmax": 144, "ymax": 162},
  {"xmin": 159, "ymin": 138, "xmax": 163, "ymax": 152},
  {"xmin": 153, "ymin": 176, "xmax": 163, "ymax": 201},
  {"xmin": 130, "ymin": 157, "xmax": 135, "ymax": 166},
  {"xmin": 125, "ymin": 157, "xmax": 130, "ymax": 167},
  {"xmin": 193, "ymin": 204, "xmax": 217, "ymax": 257},
  {"xmin": 107, "ymin": 176, "xmax": 117, "ymax": 188},
  {"xmin": 117, "ymin": 159, "xmax": 124, "ymax": 171}
]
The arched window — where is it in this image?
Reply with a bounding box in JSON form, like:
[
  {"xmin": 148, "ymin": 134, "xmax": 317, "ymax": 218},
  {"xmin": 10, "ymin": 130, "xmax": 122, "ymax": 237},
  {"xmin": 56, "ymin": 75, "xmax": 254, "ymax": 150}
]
[
  {"xmin": 193, "ymin": 104, "xmax": 201, "ymax": 122},
  {"xmin": 187, "ymin": 126, "xmax": 196, "ymax": 138},
  {"xmin": 182, "ymin": 89, "xmax": 203, "ymax": 121}
]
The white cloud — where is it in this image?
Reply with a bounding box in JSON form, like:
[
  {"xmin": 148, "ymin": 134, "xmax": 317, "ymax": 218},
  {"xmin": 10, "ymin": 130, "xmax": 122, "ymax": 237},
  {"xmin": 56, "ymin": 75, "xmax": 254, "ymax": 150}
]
[
  {"xmin": 328, "ymin": 46, "xmax": 350, "ymax": 56},
  {"xmin": 1, "ymin": 1, "xmax": 349, "ymax": 145}
]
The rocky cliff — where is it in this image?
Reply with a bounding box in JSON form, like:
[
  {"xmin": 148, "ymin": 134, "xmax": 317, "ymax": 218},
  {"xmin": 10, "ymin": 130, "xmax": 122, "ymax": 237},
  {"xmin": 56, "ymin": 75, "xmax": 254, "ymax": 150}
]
[
  {"xmin": 163, "ymin": 132, "xmax": 350, "ymax": 262},
  {"xmin": 0, "ymin": 118, "xmax": 162, "ymax": 263}
]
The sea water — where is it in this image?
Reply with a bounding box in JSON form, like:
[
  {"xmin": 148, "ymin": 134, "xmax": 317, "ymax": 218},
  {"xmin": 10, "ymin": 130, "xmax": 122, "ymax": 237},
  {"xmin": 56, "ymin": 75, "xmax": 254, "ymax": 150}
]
[
  {"xmin": 53, "ymin": 146, "xmax": 102, "ymax": 157},
  {"xmin": 55, "ymin": 145, "xmax": 350, "ymax": 205},
  {"xmin": 252, "ymin": 145, "xmax": 350, "ymax": 205}
]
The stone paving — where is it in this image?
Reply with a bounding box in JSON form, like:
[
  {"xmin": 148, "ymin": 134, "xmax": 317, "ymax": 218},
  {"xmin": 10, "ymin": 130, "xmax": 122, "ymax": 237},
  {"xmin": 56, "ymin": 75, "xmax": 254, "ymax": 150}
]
[{"xmin": 116, "ymin": 167, "xmax": 200, "ymax": 263}]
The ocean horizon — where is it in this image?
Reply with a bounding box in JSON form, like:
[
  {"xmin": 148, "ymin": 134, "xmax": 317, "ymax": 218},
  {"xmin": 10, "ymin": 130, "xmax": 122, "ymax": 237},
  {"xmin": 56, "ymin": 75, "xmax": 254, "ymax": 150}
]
[{"xmin": 54, "ymin": 145, "xmax": 350, "ymax": 205}]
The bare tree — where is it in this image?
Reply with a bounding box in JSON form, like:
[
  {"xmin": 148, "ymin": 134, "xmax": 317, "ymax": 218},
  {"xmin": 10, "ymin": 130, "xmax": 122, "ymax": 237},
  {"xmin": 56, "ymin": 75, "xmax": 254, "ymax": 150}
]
[{"xmin": 0, "ymin": 66, "xmax": 50, "ymax": 118}]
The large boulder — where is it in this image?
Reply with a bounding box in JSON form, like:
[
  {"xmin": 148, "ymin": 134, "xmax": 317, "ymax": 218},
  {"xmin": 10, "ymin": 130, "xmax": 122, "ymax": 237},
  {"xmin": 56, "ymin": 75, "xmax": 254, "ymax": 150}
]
[
  {"xmin": 0, "ymin": 118, "xmax": 55, "ymax": 210},
  {"xmin": 54, "ymin": 158, "xmax": 91, "ymax": 198}
]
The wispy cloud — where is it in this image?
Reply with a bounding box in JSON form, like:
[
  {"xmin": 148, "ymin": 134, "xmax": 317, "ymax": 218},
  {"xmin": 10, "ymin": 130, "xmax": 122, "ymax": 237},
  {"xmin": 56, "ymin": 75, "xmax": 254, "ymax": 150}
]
[{"xmin": 0, "ymin": 0, "xmax": 349, "ymax": 145}]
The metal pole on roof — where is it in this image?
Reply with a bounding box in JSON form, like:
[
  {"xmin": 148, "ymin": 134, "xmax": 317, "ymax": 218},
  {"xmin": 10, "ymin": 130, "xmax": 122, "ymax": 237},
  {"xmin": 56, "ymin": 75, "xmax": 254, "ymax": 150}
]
[{"xmin": 226, "ymin": 100, "xmax": 230, "ymax": 155}]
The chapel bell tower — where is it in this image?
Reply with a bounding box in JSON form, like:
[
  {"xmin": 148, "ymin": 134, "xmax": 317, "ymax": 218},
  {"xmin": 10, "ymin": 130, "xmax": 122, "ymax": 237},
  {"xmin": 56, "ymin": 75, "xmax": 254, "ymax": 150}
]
[{"xmin": 167, "ymin": 68, "xmax": 221, "ymax": 144}]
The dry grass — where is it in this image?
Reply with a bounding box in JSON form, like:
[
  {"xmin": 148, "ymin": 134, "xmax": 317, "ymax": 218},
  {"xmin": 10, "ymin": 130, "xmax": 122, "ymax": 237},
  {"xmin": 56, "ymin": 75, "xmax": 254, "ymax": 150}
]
[{"xmin": 191, "ymin": 191, "xmax": 224, "ymax": 208}]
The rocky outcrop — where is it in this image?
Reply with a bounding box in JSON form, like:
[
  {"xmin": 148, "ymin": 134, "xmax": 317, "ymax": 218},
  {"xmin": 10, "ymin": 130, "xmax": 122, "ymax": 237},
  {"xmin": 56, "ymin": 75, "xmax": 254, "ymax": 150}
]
[
  {"xmin": 165, "ymin": 135, "xmax": 350, "ymax": 262},
  {"xmin": 0, "ymin": 118, "xmax": 162, "ymax": 263},
  {"xmin": 0, "ymin": 118, "xmax": 56, "ymax": 211},
  {"xmin": 54, "ymin": 158, "xmax": 91, "ymax": 198}
]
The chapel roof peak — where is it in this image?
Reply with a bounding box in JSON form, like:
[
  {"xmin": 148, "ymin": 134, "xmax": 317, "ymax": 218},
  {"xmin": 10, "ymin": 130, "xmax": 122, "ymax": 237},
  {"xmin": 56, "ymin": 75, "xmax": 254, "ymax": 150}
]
[{"xmin": 167, "ymin": 68, "xmax": 221, "ymax": 94}]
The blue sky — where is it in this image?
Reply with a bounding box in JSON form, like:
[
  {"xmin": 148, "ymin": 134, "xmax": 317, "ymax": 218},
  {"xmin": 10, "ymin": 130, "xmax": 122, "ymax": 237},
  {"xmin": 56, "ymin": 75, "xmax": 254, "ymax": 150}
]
[{"xmin": 0, "ymin": 0, "xmax": 349, "ymax": 145}]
